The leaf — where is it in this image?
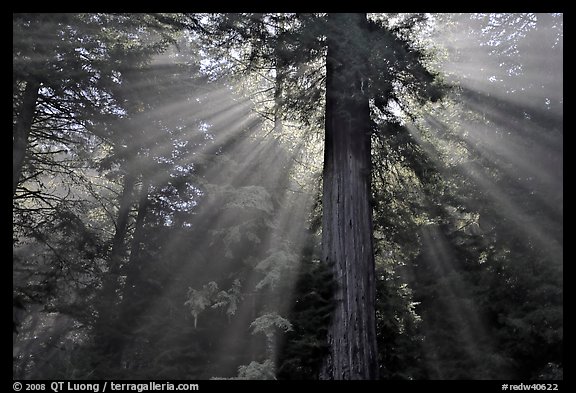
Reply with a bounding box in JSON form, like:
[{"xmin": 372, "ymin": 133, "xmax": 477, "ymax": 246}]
[
  {"xmin": 236, "ymin": 360, "xmax": 276, "ymax": 380},
  {"xmin": 224, "ymin": 186, "xmax": 274, "ymax": 214},
  {"xmin": 255, "ymin": 249, "xmax": 299, "ymax": 290},
  {"xmin": 211, "ymin": 360, "xmax": 276, "ymax": 380},
  {"xmin": 186, "ymin": 280, "xmax": 243, "ymax": 327},
  {"xmin": 211, "ymin": 279, "xmax": 243, "ymax": 318},
  {"xmin": 184, "ymin": 281, "xmax": 220, "ymax": 328},
  {"xmin": 250, "ymin": 312, "xmax": 293, "ymax": 336}
]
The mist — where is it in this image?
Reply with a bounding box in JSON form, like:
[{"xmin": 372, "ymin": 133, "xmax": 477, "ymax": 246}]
[{"xmin": 13, "ymin": 13, "xmax": 562, "ymax": 381}]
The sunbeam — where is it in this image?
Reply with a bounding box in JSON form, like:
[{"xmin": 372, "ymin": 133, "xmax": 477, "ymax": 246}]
[{"xmin": 13, "ymin": 12, "xmax": 562, "ymax": 381}]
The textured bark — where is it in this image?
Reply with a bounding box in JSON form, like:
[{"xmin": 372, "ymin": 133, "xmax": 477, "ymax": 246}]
[
  {"xmin": 13, "ymin": 79, "xmax": 40, "ymax": 197},
  {"xmin": 319, "ymin": 13, "xmax": 378, "ymax": 380}
]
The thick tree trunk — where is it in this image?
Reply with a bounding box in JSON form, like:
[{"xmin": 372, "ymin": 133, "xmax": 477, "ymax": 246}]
[
  {"xmin": 13, "ymin": 79, "xmax": 40, "ymax": 197},
  {"xmin": 320, "ymin": 13, "xmax": 378, "ymax": 380}
]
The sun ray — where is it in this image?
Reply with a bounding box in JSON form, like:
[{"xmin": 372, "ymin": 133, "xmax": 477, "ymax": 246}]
[{"xmin": 13, "ymin": 12, "xmax": 562, "ymax": 380}]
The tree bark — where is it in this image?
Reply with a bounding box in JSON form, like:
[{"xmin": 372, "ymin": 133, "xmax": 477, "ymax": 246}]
[
  {"xmin": 13, "ymin": 79, "xmax": 40, "ymax": 197},
  {"xmin": 104, "ymin": 172, "xmax": 137, "ymax": 303},
  {"xmin": 108, "ymin": 176, "xmax": 151, "ymax": 371},
  {"xmin": 319, "ymin": 13, "xmax": 378, "ymax": 380},
  {"xmin": 93, "ymin": 171, "xmax": 136, "ymax": 368}
]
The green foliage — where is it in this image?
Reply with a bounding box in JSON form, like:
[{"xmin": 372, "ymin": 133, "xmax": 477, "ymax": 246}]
[
  {"xmin": 213, "ymin": 279, "xmax": 243, "ymax": 319},
  {"xmin": 250, "ymin": 312, "xmax": 293, "ymax": 337},
  {"xmin": 376, "ymin": 271, "xmax": 424, "ymax": 380},
  {"xmin": 277, "ymin": 253, "xmax": 336, "ymax": 379},
  {"xmin": 204, "ymin": 184, "xmax": 274, "ymax": 258},
  {"xmin": 184, "ymin": 280, "xmax": 244, "ymax": 328},
  {"xmin": 213, "ymin": 360, "xmax": 277, "ymax": 380},
  {"xmin": 236, "ymin": 360, "xmax": 277, "ymax": 380},
  {"xmin": 255, "ymin": 249, "xmax": 299, "ymax": 290},
  {"xmin": 185, "ymin": 282, "xmax": 219, "ymax": 328},
  {"xmin": 224, "ymin": 185, "xmax": 274, "ymax": 214},
  {"xmin": 13, "ymin": 13, "xmax": 562, "ymax": 381},
  {"xmin": 366, "ymin": 13, "xmax": 562, "ymax": 380}
]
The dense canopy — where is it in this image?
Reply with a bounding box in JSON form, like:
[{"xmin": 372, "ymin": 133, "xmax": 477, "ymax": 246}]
[{"xmin": 13, "ymin": 13, "xmax": 562, "ymax": 381}]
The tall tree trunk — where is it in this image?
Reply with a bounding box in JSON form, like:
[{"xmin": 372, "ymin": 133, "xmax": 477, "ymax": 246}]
[
  {"xmin": 13, "ymin": 79, "xmax": 40, "ymax": 197},
  {"xmin": 93, "ymin": 171, "xmax": 136, "ymax": 369},
  {"xmin": 109, "ymin": 176, "xmax": 151, "ymax": 371},
  {"xmin": 320, "ymin": 13, "xmax": 378, "ymax": 380},
  {"xmin": 103, "ymin": 172, "xmax": 137, "ymax": 304}
]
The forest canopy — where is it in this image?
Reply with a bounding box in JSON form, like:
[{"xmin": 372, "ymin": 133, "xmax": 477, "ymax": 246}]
[{"xmin": 13, "ymin": 13, "xmax": 562, "ymax": 381}]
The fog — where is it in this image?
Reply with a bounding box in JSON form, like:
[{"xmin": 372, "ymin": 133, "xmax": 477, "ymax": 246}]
[{"xmin": 13, "ymin": 13, "xmax": 562, "ymax": 380}]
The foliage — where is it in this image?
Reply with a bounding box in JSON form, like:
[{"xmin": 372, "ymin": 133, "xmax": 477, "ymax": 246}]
[
  {"xmin": 13, "ymin": 13, "xmax": 562, "ymax": 381},
  {"xmin": 212, "ymin": 360, "xmax": 277, "ymax": 380},
  {"xmin": 276, "ymin": 256, "xmax": 336, "ymax": 379},
  {"xmin": 185, "ymin": 280, "xmax": 243, "ymax": 328}
]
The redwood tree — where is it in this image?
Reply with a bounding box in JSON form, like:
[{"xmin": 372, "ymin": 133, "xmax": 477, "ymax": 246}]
[
  {"xmin": 187, "ymin": 12, "xmax": 446, "ymax": 379},
  {"xmin": 320, "ymin": 13, "xmax": 378, "ymax": 380}
]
